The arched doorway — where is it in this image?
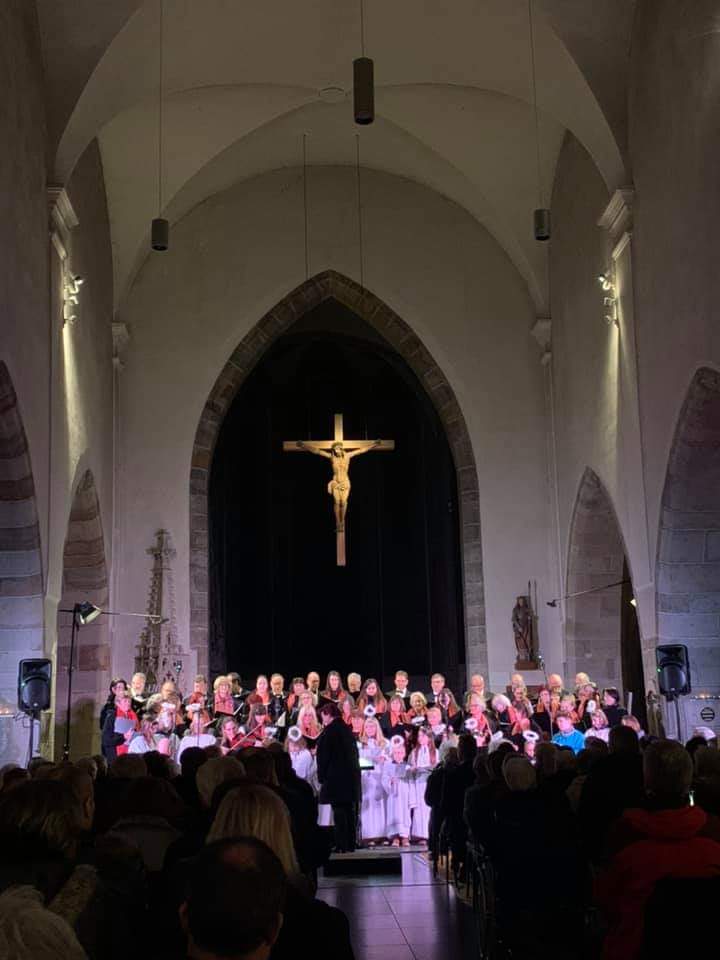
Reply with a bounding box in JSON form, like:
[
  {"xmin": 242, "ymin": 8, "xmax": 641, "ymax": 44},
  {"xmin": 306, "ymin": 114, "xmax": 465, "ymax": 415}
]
[
  {"xmin": 190, "ymin": 271, "xmax": 485, "ymax": 684},
  {"xmin": 566, "ymin": 468, "xmax": 645, "ymax": 722},
  {"xmin": 0, "ymin": 363, "xmax": 44, "ymax": 765},
  {"xmin": 658, "ymin": 368, "xmax": 720, "ymax": 737},
  {"xmin": 209, "ymin": 301, "xmax": 465, "ymax": 690},
  {"xmin": 54, "ymin": 469, "xmax": 109, "ymax": 759}
]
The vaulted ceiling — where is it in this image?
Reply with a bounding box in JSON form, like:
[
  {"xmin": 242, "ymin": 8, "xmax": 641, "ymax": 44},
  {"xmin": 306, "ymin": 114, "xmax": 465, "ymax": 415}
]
[{"xmin": 36, "ymin": 0, "xmax": 636, "ymax": 314}]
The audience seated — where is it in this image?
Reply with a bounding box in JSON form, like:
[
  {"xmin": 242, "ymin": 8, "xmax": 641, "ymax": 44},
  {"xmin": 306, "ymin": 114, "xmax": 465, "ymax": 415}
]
[
  {"xmin": 596, "ymin": 739, "xmax": 720, "ymax": 960},
  {"xmin": 0, "ymin": 885, "xmax": 88, "ymax": 960}
]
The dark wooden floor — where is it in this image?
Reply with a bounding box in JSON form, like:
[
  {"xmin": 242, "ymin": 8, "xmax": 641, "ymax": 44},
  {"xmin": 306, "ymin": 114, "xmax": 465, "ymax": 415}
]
[{"xmin": 317, "ymin": 850, "xmax": 478, "ymax": 960}]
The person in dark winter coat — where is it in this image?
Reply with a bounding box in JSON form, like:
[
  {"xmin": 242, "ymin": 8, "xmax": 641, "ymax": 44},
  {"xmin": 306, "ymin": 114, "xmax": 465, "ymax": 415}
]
[{"xmin": 316, "ymin": 702, "xmax": 361, "ymax": 853}]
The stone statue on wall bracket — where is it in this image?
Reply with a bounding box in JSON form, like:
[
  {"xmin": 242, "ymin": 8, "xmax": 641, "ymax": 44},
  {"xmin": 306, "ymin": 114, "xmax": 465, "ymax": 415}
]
[{"xmin": 513, "ymin": 590, "xmax": 539, "ymax": 669}]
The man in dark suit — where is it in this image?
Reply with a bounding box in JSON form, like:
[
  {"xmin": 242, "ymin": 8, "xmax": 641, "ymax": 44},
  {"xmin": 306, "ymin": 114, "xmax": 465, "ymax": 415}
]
[{"xmin": 316, "ymin": 701, "xmax": 361, "ymax": 853}]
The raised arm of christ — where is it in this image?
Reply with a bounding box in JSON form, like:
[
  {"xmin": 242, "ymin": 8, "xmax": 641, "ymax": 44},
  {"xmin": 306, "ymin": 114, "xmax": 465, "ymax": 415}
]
[{"xmin": 283, "ymin": 414, "xmax": 394, "ymax": 566}]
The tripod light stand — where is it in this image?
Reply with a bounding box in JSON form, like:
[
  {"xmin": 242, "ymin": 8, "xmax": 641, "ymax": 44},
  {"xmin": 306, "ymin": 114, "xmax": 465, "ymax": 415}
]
[{"xmin": 59, "ymin": 601, "xmax": 166, "ymax": 761}]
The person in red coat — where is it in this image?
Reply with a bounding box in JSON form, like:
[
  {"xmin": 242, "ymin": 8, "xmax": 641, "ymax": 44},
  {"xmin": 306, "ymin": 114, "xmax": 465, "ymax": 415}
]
[{"xmin": 595, "ymin": 739, "xmax": 720, "ymax": 960}]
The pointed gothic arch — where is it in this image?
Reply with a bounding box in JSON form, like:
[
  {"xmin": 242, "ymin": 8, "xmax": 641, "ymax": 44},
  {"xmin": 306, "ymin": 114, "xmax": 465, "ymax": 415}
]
[
  {"xmin": 189, "ymin": 270, "xmax": 485, "ymax": 679},
  {"xmin": 657, "ymin": 367, "xmax": 720, "ymax": 734},
  {"xmin": 55, "ymin": 468, "xmax": 109, "ymax": 759},
  {"xmin": 566, "ymin": 468, "xmax": 644, "ymax": 708},
  {"xmin": 0, "ymin": 362, "xmax": 44, "ymax": 764}
]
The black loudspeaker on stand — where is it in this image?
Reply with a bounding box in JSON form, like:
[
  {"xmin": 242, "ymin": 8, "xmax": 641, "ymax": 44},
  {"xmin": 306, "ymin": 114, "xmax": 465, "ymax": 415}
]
[
  {"xmin": 18, "ymin": 658, "xmax": 52, "ymax": 760},
  {"xmin": 656, "ymin": 644, "xmax": 691, "ymax": 740}
]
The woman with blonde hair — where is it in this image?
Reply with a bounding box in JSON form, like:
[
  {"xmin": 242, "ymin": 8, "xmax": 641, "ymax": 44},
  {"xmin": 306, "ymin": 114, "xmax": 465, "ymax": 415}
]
[
  {"xmin": 297, "ymin": 691, "xmax": 321, "ymax": 742},
  {"xmin": 213, "ymin": 675, "xmax": 235, "ymax": 717},
  {"xmin": 405, "ymin": 691, "xmax": 427, "ymax": 724},
  {"xmin": 208, "ymin": 782, "xmax": 299, "ymax": 876}
]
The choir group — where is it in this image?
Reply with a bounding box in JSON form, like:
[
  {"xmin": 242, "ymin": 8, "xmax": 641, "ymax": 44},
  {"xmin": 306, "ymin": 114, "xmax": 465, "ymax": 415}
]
[{"xmin": 99, "ymin": 667, "xmax": 638, "ymax": 847}]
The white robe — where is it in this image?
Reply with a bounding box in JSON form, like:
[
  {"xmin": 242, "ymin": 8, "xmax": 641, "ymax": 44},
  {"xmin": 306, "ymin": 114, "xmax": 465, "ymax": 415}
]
[
  {"xmin": 381, "ymin": 760, "xmax": 411, "ymax": 838},
  {"xmin": 409, "ymin": 746, "xmax": 435, "ymax": 840},
  {"xmin": 359, "ymin": 741, "xmax": 386, "ymax": 841}
]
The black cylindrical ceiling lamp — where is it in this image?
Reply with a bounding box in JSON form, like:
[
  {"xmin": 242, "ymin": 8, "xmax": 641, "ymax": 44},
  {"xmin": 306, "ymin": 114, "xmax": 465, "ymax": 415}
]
[
  {"xmin": 354, "ymin": 57, "xmax": 374, "ymax": 125},
  {"xmin": 151, "ymin": 217, "xmax": 169, "ymax": 251},
  {"xmin": 151, "ymin": 0, "xmax": 169, "ymax": 251},
  {"xmin": 528, "ymin": 0, "xmax": 550, "ymax": 242},
  {"xmin": 534, "ymin": 208, "xmax": 551, "ymax": 242},
  {"xmin": 353, "ymin": 0, "xmax": 374, "ymax": 125}
]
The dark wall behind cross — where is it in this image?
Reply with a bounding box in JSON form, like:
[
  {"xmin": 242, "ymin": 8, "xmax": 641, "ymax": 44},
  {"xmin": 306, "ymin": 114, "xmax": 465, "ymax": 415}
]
[{"xmin": 209, "ymin": 300, "xmax": 465, "ymax": 692}]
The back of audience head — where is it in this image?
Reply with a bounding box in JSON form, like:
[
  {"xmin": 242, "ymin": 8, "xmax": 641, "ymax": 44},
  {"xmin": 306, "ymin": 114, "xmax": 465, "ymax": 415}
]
[
  {"xmin": 74, "ymin": 756, "xmax": 97, "ymax": 781},
  {"xmin": 685, "ymin": 735, "xmax": 709, "ymax": 759},
  {"xmin": 45, "ymin": 764, "xmax": 95, "ymax": 831},
  {"xmin": 92, "ymin": 754, "xmax": 108, "ymax": 779},
  {"xmin": 0, "ymin": 885, "xmax": 87, "ymax": 960},
  {"xmin": 487, "ymin": 744, "xmax": 513, "ymax": 781},
  {"xmin": 503, "ymin": 755, "xmax": 536, "ymax": 792},
  {"xmin": 0, "ymin": 779, "xmax": 83, "ymax": 860},
  {"xmin": 608, "ymin": 724, "xmax": 640, "ymax": 755},
  {"xmin": 27, "ymin": 757, "xmax": 55, "ymax": 779},
  {"xmin": 694, "ymin": 744, "xmax": 720, "ymax": 779},
  {"xmin": 182, "ymin": 838, "xmax": 285, "ymax": 960},
  {"xmin": 241, "ymin": 749, "xmax": 279, "ymax": 786},
  {"xmin": 643, "ymin": 739, "xmax": 693, "ymax": 807},
  {"xmin": 109, "ymin": 754, "xmax": 147, "ymax": 779},
  {"xmin": 0, "ymin": 765, "xmax": 29, "ymax": 794},
  {"xmin": 457, "ymin": 733, "xmax": 478, "ymax": 764},
  {"xmin": 197, "ymin": 756, "xmax": 246, "ymax": 809},
  {"xmin": 208, "ymin": 782, "xmax": 298, "ymax": 875},
  {"xmin": 534, "ymin": 742, "xmax": 558, "ymax": 779},
  {"xmin": 181, "ymin": 746, "xmax": 209, "ymax": 780},
  {"xmin": 121, "ymin": 775, "xmax": 186, "ymax": 823},
  {"xmin": 143, "ymin": 749, "xmax": 174, "ymax": 780}
]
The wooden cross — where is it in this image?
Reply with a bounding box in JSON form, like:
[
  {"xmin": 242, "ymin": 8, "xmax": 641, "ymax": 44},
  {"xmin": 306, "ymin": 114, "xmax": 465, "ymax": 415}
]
[{"xmin": 283, "ymin": 413, "xmax": 394, "ymax": 566}]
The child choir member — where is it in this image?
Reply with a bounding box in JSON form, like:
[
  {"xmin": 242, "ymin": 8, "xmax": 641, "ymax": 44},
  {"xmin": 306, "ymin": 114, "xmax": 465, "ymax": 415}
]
[
  {"xmin": 408, "ymin": 726, "xmax": 437, "ymax": 844},
  {"xmin": 382, "ymin": 736, "xmax": 412, "ymax": 846},
  {"xmin": 358, "ymin": 716, "xmax": 387, "ymax": 845}
]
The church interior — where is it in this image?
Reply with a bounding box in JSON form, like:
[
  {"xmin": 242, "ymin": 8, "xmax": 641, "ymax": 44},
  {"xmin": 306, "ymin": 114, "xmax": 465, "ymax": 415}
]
[{"xmin": 2, "ymin": 2, "xmax": 720, "ymax": 958}]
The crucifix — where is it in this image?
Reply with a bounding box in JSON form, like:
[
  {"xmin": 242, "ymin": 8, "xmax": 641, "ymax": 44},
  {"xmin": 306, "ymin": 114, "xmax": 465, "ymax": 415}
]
[{"xmin": 283, "ymin": 413, "xmax": 395, "ymax": 566}]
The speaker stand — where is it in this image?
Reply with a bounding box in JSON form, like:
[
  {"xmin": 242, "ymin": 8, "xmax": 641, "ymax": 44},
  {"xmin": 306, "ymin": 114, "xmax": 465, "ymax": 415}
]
[
  {"xmin": 673, "ymin": 696, "xmax": 683, "ymax": 742},
  {"xmin": 26, "ymin": 709, "xmax": 39, "ymax": 767}
]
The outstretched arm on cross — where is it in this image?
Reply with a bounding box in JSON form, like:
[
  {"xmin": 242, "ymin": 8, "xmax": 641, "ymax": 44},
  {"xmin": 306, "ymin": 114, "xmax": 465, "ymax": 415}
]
[
  {"xmin": 347, "ymin": 439, "xmax": 384, "ymax": 459},
  {"xmin": 295, "ymin": 440, "xmax": 331, "ymax": 459}
]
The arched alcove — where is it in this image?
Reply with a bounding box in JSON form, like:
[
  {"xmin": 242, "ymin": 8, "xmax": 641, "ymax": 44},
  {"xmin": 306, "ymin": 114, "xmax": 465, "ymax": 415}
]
[
  {"xmin": 0, "ymin": 363, "xmax": 44, "ymax": 764},
  {"xmin": 566, "ymin": 468, "xmax": 645, "ymax": 718},
  {"xmin": 54, "ymin": 469, "xmax": 109, "ymax": 759},
  {"xmin": 658, "ymin": 368, "xmax": 720, "ymax": 733},
  {"xmin": 190, "ymin": 271, "xmax": 485, "ymax": 682}
]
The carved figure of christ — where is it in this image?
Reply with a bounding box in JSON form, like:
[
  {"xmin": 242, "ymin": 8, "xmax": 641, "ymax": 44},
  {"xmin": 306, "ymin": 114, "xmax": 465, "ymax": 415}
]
[{"xmin": 283, "ymin": 414, "xmax": 394, "ymax": 566}]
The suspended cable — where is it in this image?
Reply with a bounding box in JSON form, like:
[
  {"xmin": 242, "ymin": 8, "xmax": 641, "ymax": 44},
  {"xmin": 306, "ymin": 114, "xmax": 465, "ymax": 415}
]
[
  {"xmin": 303, "ymin": 134, "xmax": 309, "ymax": 281},
  {"xmin": 356, "ymin": 134, "xmax": 364, "ymax": 289},
  {"xmin": 528, "ymin": 0, "xmax": 550, "ymax": 241},
  {"xmin": 151, "ymin": 0, "xmax": 169, "ymax": 251}
]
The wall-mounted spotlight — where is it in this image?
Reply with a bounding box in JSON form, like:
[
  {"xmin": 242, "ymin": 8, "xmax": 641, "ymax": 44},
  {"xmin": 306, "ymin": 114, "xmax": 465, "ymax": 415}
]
[
  {"xmin": 62, "ymin": 272, "xmax": 84, "ymax": 324},
  {"xmin": 597, "ymin": 272, "xmax": 618, "ymax": 326},
  {"xmin": 534, "ymin": 208, "xmax": 551, "ymax": 242}
]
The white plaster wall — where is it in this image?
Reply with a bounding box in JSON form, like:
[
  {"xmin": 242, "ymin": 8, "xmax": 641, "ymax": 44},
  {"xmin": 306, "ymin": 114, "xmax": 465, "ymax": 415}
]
[{"xmin": 115, "ymin": 166, "xmax": 556, "ymax": 692}]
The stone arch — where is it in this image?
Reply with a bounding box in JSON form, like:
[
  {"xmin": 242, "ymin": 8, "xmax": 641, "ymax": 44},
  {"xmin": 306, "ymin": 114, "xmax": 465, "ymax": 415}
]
[
  {"xmin": 55, "ymin": 468, "xmax": 109, "ymax": 759},
  {"xmin": 657, "ymin": 367, "xmax": 720, "ymax": 734},
  {"xmin": 565, "ymin": 468, "xmax": 644, "ymax": 703},
  {"xmin": 0, "ymin": 362, "xmax": 44, "ymax": 764},
  {"xmin": 189, "ymin": 270, "xmax": 485, "ymax": 679}
]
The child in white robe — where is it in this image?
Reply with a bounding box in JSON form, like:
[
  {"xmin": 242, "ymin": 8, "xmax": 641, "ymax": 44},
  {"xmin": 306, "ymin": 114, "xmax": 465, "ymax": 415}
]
[
  {"xmin": 382, "ymin": 737, "xmax": 411, "ymax": 846},
  {"xmin": 408, "ymin": 726, "xmax": 438, "ymax": 844},
  {"xmin": 358, "ymin": 717, "xmax": 387, "ymax": 846},
  {"xmin": 287, "ymin": 727, "xmax": 333, "ymax": 827}
]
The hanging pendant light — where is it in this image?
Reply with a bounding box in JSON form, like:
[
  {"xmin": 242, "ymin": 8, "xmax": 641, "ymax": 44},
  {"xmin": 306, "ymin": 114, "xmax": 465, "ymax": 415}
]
[
  {"xmin": 528, "ymin": 0, "xmax": 550, "ymax": 241},
  {"xmin": 353, "ymin": 0, "xmax": 374, "ymax": 125},
  {"xmin": 151, "ymin": 0, "xmax": 169, "ymax": 251}
]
